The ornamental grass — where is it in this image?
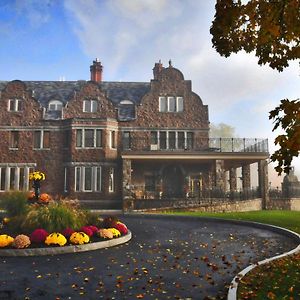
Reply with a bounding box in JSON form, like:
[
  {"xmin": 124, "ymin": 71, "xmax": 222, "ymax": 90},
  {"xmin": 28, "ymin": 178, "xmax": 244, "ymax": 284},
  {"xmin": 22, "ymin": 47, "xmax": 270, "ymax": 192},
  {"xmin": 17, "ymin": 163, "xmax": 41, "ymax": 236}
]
[
  {"xmin": 0, "ymin": 191, "xmax": 28, "ymax": 217},
  {"xmin": 45, "ymin": 233, "xmax": 67, "ymax": 247}
]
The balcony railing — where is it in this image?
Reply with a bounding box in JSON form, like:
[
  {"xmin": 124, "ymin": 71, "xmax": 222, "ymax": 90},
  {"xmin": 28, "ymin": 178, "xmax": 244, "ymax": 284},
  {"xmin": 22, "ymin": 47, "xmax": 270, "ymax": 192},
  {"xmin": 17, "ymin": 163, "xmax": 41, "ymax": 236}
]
[{"xmin": 122, "ymin": 137, "xmax": 268, "ymax": 153}]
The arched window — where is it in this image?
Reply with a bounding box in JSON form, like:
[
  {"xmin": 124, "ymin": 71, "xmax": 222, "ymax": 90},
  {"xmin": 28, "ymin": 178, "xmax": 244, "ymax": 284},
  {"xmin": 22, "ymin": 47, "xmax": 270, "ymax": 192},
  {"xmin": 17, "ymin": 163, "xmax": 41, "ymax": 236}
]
[
  {"xmin": 118, "ymin": 100, "xmax": 136, "ymax": 121},
  {"xmin": 48, "ymin": 100, "xmax": 63, "ymax": 111}
]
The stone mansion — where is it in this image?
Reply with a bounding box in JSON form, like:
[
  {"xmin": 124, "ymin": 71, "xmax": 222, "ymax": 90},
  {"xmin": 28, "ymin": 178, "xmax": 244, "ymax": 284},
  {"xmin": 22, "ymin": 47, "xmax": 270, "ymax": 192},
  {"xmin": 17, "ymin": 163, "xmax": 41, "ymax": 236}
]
[{"xmin": 0, "ymin": 60, "xmax": 269, "ymax": 210}]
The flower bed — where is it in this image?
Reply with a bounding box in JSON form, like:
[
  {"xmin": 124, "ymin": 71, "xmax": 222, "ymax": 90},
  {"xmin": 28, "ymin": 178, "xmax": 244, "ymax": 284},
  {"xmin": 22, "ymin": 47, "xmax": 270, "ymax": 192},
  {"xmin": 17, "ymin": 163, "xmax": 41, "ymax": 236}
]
[{"xmin": 0, "ymin": 192, "xmax": 131, "ymax": 255}]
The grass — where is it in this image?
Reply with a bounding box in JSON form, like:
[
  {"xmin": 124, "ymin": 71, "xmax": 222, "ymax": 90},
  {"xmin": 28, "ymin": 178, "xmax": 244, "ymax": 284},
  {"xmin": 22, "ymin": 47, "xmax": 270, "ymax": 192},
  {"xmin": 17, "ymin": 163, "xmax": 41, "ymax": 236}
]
[
  {"xmin": 164, "ymin": 210, "xmax": 300, "ymax": 299},
  {"xmin": 164, "ymin": 210, "xmax": 300, "ymax": 234}
]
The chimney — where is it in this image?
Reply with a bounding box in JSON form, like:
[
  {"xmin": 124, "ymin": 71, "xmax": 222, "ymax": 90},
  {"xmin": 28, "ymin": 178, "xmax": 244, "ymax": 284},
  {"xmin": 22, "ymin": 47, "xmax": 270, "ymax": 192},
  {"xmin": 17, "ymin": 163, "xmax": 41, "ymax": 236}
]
[
  {"xmin": 90, "ymin": 58, "xmax": 103, "ymax": 82},
  {"xmin": 152, "ymin": 59, "xmax": 164, "ymax": 80}
]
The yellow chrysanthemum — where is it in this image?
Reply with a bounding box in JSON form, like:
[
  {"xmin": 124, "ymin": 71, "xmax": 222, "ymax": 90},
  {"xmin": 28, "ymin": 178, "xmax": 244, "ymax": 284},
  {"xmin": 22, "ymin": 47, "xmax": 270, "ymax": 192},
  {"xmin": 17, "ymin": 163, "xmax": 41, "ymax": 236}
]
[
  {"xmin": 45, "ymin": 233, "xmax": 67, "ymax": 247},
  {"xmin": 69, "ymin": 232, "xmax": 90, "ymax": 245},
  {"xmin": 0, "ymin": 234, "xmax": 14, "ymax": 248},
  {"xmin": 29, "ymin": 171, "xmax": 46, "ymax": 181}
]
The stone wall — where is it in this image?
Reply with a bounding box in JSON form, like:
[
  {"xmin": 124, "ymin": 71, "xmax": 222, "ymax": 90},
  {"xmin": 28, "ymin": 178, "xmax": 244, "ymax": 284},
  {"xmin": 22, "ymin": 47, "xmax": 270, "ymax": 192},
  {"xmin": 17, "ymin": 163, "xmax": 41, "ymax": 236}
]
[
  {"xmin": 128, "ymin": 198, "xmax": 262, "ymax": 212},
  {"xmin": 268, "ymin": 198, "xmax": 300, "ymax": 211}
]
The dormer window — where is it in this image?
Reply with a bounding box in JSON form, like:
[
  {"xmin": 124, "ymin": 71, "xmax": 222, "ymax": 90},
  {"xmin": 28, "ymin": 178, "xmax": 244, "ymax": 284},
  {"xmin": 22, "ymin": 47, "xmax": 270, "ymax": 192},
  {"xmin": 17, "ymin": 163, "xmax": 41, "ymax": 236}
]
[
  {"xmin": 48, "ymin": 100, "xmax": 63, "ymax": 111},
  {"xmin": 83, "ymin": 100, "xmax": 97, "ymax": 112},
  {"xmin": 118, "ymin": 100, "xmax": 136, "ymax": 121},
  {"xmin": 8, "ymin": 99, "xmax": 22, "ymax": 112},
  {"xmin": 159, "ymin": 96, "xmax": 184, "ymax": 112}
]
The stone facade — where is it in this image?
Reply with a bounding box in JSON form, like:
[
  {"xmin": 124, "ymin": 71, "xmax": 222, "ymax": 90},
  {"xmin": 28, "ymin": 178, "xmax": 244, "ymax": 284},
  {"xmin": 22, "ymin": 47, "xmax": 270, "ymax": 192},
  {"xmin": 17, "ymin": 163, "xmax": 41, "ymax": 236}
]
[{"xmin": 0, "ymin": 60, "xmax": 269, "ymax": 210}]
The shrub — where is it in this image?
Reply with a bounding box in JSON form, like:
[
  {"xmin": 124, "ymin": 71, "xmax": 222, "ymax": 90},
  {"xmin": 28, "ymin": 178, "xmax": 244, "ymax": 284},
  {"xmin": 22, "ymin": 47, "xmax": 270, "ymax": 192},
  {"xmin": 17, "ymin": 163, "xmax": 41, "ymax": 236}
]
[
  {"xmin": 13, "ymin": 234, "xmax": 31, "ymax": 249},
  {"xmin": 69, "ymin": 232, "xmax": 89, "ymax": 245},
  {"xmin": 45, "ymin": 233, "xmax": 67, "ymax": 247},
  {"xmin": 30, "ymin": 229, "xmax": 49, "ymax": 243},
  {"xmin": 21, "ymin": 201, "xmax": 88, "ymax": 233},
  {"xmin": 0, "ymin": 234, "xmax": 14, "ymax": 248},
  {"xmin": 0, "ymin": 191, "xmax": 28, "ymax": 217}
]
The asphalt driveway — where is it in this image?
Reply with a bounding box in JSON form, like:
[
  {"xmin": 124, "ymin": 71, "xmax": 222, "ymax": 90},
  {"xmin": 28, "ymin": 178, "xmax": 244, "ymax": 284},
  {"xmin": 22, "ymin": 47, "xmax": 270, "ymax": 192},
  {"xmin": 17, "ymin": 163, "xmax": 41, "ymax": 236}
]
[{"xmin": 0, "ymin": 214, "xmax": 298, "ymax": 299}]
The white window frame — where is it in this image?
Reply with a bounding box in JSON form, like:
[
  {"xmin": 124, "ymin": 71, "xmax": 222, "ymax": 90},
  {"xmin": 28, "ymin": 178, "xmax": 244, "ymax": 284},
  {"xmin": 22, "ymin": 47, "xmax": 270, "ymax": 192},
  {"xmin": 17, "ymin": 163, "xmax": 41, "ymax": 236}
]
[
  {"xmin": 0, "ymin": 165, "xmax": 31, "ymax": 192},
  {"xmin": 152, "ymin": 130, "xmax": 193, "ymax": 150},
  {"xmin": 159, "ymin": 96, "xmax": 184, "ymax": 112},
  {"xmin": 74, "ymin": 166, "xmax": 102, "ymax": 192},
  {"xmin": 48, "ymin": 100, "xmax": 63, "ymax": 111},
  {"xmin": 33, "ymin": 130, "xmax": 50, "ymax": 149},
  {"xmin": 9, "ymin": 131, "xmax": 19, "ymax": 149},
  {"xmin": 76, "ymin": 128, "xmax": 102, "ymax": 149},
  {"xmin": 64, "ymin": 167, "xmax": 68, "ymax": 192},
  {"xmin": 159, "ymin": 96, "xmax": 167, "ymax": 112},
  {"xmin": 83, "ymin": 100, "xmax": 97, "ymax": 113},
  {"xmin": 109, "ymin": 167, "xmax": 115, "ymax": 193},
  {"xmin": 8, "ymin": 99, "xmax": 22, "ymax": 112}
]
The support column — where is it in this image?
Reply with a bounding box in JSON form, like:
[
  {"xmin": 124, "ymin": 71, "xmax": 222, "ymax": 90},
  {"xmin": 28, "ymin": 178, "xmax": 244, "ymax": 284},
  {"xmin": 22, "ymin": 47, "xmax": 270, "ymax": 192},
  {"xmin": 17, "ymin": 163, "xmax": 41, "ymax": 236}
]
[
  {"xmin": 258, "ymin": 159, "xmax": 270, "ymax": 210},
  {"xmin": 215, "ymin": 160, "xmax": 226, "ymax": 191},
  {"xmin": 242, "ymin": 164, "xmax": 251, "ymax": 190},
  {"xmin": 122, "ymin": 159, "xmax": 133, "ymax": 211},
  {"xmin": 229, "ymin": 167, "xmax": 237, "ymax": 191}
]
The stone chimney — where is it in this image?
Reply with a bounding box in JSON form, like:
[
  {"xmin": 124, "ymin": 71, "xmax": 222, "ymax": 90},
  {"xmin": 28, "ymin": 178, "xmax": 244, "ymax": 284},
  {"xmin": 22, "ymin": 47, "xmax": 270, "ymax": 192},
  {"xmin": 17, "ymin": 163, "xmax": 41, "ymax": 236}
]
[
  {"xmin": 90, "ymin": 58, "xmax": 103, "ymax": 82},
  {"xmin": 152, "ymin": 60, "xmax": 164, "ymax": 80}
]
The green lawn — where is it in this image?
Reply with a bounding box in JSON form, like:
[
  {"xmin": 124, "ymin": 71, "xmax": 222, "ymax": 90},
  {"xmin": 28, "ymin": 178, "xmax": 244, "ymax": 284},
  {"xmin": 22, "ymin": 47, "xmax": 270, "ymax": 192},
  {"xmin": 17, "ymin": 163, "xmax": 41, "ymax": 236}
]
[
  {"xmin": 165, "ymin": 210, "xmax": 300, "ymax": 234},
  {"xmin": 164, "ymin": 210, "xmax": 300, "ymax": 299}
]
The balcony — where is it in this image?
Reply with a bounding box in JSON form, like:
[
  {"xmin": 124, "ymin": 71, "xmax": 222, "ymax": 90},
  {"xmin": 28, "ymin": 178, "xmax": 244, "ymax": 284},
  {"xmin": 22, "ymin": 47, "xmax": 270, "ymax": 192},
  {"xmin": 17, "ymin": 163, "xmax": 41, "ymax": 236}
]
[{"xmin": 122, "ymin": 137, "xmax": 268, "ymax": 153}]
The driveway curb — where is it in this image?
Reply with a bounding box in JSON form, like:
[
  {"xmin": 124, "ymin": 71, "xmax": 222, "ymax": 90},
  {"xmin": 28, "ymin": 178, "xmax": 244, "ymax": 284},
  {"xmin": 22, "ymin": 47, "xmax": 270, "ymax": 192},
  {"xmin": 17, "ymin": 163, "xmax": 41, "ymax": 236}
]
[
  {"xmin": 226, "ymin": 223, "xmax": 300, "ymax": 300},
  {"xmin": 0, "ymin": 231, "xmax": 132, "ymax": 256}
]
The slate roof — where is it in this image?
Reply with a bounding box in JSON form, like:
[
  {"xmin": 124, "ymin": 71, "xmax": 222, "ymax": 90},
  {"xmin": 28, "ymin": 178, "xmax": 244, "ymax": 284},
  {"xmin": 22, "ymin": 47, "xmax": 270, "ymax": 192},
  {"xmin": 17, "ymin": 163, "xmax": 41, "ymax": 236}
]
[{"xmin": 0, "ymin": 80, "xmax": 151, "ymax": 121}]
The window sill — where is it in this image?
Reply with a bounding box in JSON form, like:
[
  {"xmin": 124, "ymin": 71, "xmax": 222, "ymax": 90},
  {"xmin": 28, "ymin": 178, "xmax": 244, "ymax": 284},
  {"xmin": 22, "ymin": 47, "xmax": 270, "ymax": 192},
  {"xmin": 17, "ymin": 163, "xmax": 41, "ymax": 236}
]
[
  {"xmin": 33, "ymin": 148, "xmax": 51, "ymax": 150},
  {"xmin": 75, "ymin": 147, "xmax": 103, "ymax": 149},
  {"xmin": 9, "ymin": 148, "xmax": 19, "ymax": 150}
]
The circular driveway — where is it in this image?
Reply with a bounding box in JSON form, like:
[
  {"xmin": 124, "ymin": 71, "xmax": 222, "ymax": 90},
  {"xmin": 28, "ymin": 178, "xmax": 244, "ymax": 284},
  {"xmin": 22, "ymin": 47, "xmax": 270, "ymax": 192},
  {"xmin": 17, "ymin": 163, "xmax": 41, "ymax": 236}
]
[{"xmin": 0, "ymin": 214, "xmax": 298, "ymax": 299}]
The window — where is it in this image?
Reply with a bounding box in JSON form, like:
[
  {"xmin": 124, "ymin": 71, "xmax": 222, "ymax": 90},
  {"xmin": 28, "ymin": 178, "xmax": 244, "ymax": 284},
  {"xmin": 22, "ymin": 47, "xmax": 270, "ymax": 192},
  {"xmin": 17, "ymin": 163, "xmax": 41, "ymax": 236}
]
[
  {"xmin": 76, "ymin": 129, "xmax": 102, "ymax": 148},
  {"xmin": 0, "ymin": 168, "xmax": 5, "ymax": 191},
  {"xmin": 64, "ymin": 167, "xmax": 69, "ymax": 192},
  {"xmin": 48, "ymin": 100, "xmax": 63, "ymax": 111},
  {"xmin": 159, "ymin": 96, "xmax": 184, "ymax": 112},
  {"xmin": 177, "ymin": 97, "xmax": 184, "ymax": 112},
  {"xmin": 118, "ymin": 100, "xmax": 136, "ymax": 121},
  {"xmin": 0, "ymin": 166, "xmax": 31, "ymax": 191},
  {"xmin": 159, "ymin": 131, "xmax": 167, "ymax": 149},
  {"xmin": 150, "ymin": 131, "xmax": 158, "ymax": 145},
  {"xmin": 84, "ymin": 167, "xmax": 92, "ymax": 191},
  {"xmin": 151, "ymin": 131, "xmax": 194, "ymax": 150},
  {"xmin": 8, "ymin": 99, "xmax": 22, "ymax": 112},
  {"xmin": 9, "ymin": 131, "xmax": 19, "ymax": 149},
  {"xmin": 109, "ymin": 168, "xmax": 114, "ymax": 192},
  {"xmin": 187, "ymin": 132, "xmax": 194, "ymax": 149},
  {"xmin": 168, "ymin": 97, "xmax": 176, "ymax": 112},
  {"xmin": 122, "ymin": 131, "xmax": 131, "ymax": 150},
  {"xmin": 178, "ymin": 132, "xmax": 185, "ymax": 149},
  {"xmin": 159, "ymin": 97, "xmax": 167, "ymax": 112},
  {"xmin": 83, "ymin": 100, "xmax": 97, "ymax": 112},
  {"xmin": 74, "ymin": 166, "xmax": 102, "ymax": 192},
  {"xmin": 33, "ymin": 131, "xmax": 50, "ymax": 149},
  {"xmin": 110, "ymin": 131, "xmax": 116, "ymax": 149}
]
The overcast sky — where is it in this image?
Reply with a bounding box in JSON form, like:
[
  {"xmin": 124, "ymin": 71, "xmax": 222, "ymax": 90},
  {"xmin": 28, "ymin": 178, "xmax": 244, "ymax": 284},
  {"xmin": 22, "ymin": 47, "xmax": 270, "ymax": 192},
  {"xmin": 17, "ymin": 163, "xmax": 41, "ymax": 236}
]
[{"xmin": 0, "ymin": 0, "xmax": 299, "ymax": 182}]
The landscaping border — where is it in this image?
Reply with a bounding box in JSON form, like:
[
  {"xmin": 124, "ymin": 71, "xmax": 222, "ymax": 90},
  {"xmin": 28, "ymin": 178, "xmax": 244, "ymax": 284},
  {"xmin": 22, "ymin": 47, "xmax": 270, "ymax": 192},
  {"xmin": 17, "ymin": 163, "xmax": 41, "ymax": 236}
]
[{"xmin": 0, "ymin": 231, "xmax": 132, "ymax": 256}]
